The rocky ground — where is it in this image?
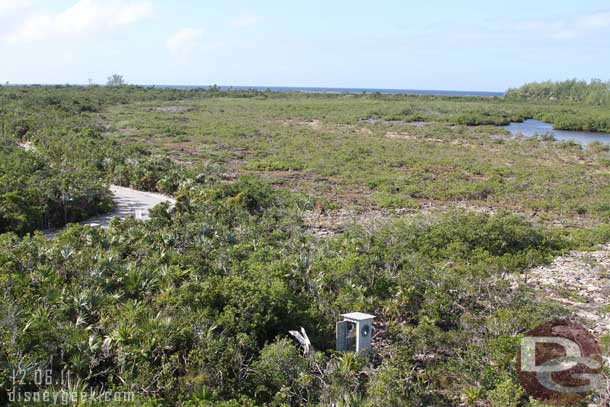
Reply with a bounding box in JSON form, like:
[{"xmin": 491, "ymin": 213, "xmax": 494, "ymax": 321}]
[
  {"xmin": 521, "ymin": 246, "xmax": 610, "ymax": 405},
  {"xmin": 524, "ymin": 244, "xmax": 610, "ymax": 336}
]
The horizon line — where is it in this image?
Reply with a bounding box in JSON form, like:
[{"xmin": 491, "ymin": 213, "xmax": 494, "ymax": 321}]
[{"xmin": 3, "ymin": 83, "xmax": 506, "ymax": 95}]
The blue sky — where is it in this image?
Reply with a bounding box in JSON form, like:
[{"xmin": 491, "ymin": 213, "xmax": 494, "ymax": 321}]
[{"xmin": 1, "ymin": 0, "xmax": 609, "ymax": 91}]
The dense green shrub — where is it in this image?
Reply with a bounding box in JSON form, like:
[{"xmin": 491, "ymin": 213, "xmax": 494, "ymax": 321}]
[
  {"xmin": 250, "ymin": 339, "xmax": 310, "ymax": 404},
  {"xmin": 0, "ymin": 142, "xmax": 113, "ymax": 234},
  {"xmin": 111, "ymin": 156, "xmax": 182, "ymax": 193},
  {"xmin": 0, "ymin": 177, "xmax": 573, "ymax": 405},
  {"xmin": 506, "ymin": 79, "xmax": 610, "ymax": 106}
]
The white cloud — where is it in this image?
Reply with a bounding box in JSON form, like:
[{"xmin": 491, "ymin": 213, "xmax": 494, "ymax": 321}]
[
  {"xmin": 231, "ymin": 14, "xmax": 260, "ymax": 28},
  {"xmin": 577, "ymin": 11, "xmax": 610, "ymax": 29},
  {"xmin": 166, "ymin": 27, "xmax": 204, "ymax": 57},
  {"xmin": 513, "ymin": 10, "xmax": 610, "ymax": 41},
  {"xmin": 0, "ymin": 0, "xmax": 31, "ymax": 16},
  {"xmin": 4, "ymin": 0, "xmax": 153, "ymax": 43}
]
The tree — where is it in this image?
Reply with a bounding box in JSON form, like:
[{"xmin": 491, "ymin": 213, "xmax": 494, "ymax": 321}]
[{"xmin": 106, "ymin": 74, "xmax": 126, "ymax": 87}]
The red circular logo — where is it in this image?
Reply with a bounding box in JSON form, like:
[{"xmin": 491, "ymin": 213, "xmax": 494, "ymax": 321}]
[{"xmin": 516, "ymin": 320, "xmax": 603, "ymax": 406}]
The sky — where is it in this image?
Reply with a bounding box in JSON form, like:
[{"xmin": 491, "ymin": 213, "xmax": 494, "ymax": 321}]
[{"xmin": 1, "ymin": 0, "xmax": 610, "ymax": 91}]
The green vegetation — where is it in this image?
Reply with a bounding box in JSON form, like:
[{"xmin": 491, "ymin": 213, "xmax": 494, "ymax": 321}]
[
  {"xmin": 0, "ymin": 86, "xmax": 201, "ymax": 234},
  {"xmin": 0, "ymin": 138, "xmax": 112, "ymax": 234},
  {"xmin": 507, "ymin": 79, "xmax": 610, "ymax": 106},
  {"xmin": 1, "ymin": 83, "xmax": 609, "ymax": 406},
  {"xmin": 102, "ymin": 90, "xmax": 610, "ymax": 222},
  {"xmin": 0, "ymin": 185, "xmax": 573, "ymax": 406},
  {"xmin": 507, "ymin": 79, "xmax": 610, "ymax": 131},
  {"xmin": 0, "ymin": 90, "xmax": 116, "ymax": 234}
]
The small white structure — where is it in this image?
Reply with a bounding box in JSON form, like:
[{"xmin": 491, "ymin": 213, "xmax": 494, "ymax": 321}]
[{"xmin": 336, "ymin": 312, "xmax": 375, "ymax": 354}]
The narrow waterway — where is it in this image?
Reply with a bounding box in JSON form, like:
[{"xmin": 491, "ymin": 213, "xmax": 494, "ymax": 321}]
[{"xmin": 502, "ymin": 119, "xmax": 610, "ymax": 146}]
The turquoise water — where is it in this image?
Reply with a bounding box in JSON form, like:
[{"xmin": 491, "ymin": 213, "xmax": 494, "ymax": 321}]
[{"xmin": 502, "ymin": 119, "xmax": 610, "ymax": 146}]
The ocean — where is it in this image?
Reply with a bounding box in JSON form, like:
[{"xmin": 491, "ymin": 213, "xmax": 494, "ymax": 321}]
[{"xmin": 152, "ymin": 85, "xmax": 504, "ymax": 97}]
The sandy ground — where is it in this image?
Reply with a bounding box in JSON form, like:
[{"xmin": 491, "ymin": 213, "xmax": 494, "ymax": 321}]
[
  {"xmin": 45, "ymin": 185, "xmax": 175, "ymax": 236},
  {"xmin": 17, "ymin": 141, "xmax": 35, "ymax": 151}
]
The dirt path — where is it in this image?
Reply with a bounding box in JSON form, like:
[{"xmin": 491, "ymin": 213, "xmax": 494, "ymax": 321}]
[{"xmin": 46, "ymin": 185, "xmax": 175, "ymax": 237}]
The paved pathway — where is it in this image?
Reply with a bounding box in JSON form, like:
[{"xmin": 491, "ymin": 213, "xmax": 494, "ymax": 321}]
[{"xmin": 46, "ymin": 185, "xmax": 175, "ymax": 236}]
